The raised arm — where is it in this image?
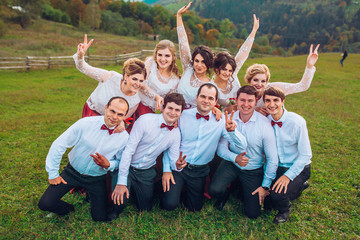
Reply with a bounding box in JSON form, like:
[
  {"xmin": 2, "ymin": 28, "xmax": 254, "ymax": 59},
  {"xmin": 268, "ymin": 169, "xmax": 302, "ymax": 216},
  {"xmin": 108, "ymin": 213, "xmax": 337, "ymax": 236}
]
[
  {"xmin": 234, "ymin": 14, "xmax": 259, "ymax": 76},
  {"xmin": 177, "ymin": 2, "xmax": 193, "ymax": 71},
  {"xmin": 73, "ymin": 34, "xmax": 115, "ymax": 82},
  {"xmin": 270, "ymin": 44, "xmax": 319, "ymax": 95}
]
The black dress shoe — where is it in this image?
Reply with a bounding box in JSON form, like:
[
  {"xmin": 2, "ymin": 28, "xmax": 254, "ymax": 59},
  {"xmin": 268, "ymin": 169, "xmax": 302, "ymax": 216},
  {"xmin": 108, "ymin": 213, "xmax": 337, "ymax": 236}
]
[
  {"xmin": 106, "ymin": 209, "xmax": 120, "ymax": 222},
  {"xmin": 214, "ymin": 190, "xmax": 230, "ymax": 211},
  {"xmin": 303, "ymin": 181, "xmax": 310, "ymax": 190},
  {"xmin": 273, "ymin": 211, "xmax": 290, "ymax": 224}
]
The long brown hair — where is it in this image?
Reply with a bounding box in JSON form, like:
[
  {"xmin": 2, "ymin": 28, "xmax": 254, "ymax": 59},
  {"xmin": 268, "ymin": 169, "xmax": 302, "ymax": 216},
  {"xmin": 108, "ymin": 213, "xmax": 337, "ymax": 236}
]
[{"xmin": 153, "ymin": 39, "xmax": 180, "ymax": 78}]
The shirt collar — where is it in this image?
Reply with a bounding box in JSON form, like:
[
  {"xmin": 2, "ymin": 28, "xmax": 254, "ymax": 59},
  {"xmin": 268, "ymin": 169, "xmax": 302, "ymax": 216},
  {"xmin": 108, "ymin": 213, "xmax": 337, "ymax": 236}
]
[
  {"xmin": 269, "ymin": 107, "xmax": 288, "ymax": 123},
  {"xmin": 194, "ymin": 108, "xmax": 213, "ymax": 120},
  {"xmin": 158, "ymin": 113, "xmax": 175, "ymax": 127},
  {"xmin": 233, "ymin": 110, "xmax": 257, "ymax": 123}
]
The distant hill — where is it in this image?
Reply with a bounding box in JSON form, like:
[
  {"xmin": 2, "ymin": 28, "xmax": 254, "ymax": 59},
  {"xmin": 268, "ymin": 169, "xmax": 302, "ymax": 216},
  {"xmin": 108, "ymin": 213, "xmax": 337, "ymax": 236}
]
[{"xmin": 146, "ymin": 0, "xmax": 360, "ymax": 52}]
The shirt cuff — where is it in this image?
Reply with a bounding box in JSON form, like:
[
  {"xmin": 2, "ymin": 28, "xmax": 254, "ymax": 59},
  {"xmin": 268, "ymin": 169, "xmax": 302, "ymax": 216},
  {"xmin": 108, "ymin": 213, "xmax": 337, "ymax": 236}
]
[
  {"xmin": 104, "ymin": 160, "xmax": 117, "ymax": 172},
  {"xmin": 116, "ymin": 175, "xmax": 128, "ymax": 186},
  {"xmin": 48, "ymin": 171, "xmax": 59, "ymax": 180},
  {"xmin": 262, "ymin": 178, "xmax": 272, "ymax": 188},
  {"xmin": 284, "ymin": 171, "xmax": 296, "ymax": 181}
]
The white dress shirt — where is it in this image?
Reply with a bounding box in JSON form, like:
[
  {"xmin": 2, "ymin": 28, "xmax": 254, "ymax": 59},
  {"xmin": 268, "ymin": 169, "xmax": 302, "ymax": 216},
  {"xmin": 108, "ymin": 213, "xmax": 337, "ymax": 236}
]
[
  {"xmin": 163, "ymin": 108, "xmax": 247, "ymax": 172},
  {"xmin": 46, "ymin": 116, "xmax": 129, "ymax": 179},
  {"xmin": 117, "ymin": 114, "xmax": 181, "ymax": 185},
  {"xmin": 217, "ymin": 110, "xmax": 278, "ymax": 188},
  {"xmin": 268, "ymin": 108, "xmax": 312, "ymax": 180}
]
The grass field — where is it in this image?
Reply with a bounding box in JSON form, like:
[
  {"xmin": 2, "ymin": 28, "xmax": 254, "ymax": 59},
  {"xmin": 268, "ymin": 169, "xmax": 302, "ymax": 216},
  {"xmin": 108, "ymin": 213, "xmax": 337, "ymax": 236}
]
[{"xmin": 0, "ymin": 52, "xmax": 359, "ymax": 239}]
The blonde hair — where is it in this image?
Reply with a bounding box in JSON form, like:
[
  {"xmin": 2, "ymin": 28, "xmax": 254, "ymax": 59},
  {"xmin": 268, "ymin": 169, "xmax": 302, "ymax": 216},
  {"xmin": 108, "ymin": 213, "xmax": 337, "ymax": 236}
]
[
  {"xmin": 244, "ymin": 64, "xmax": 270, "ymax": 84},
  {"xmin": 123, "ymin": 58, "xmax": 147, "ymax": 79},
  {"xmin": 153, "ymin": 39, "xmax": 180, "ymax": 78}
]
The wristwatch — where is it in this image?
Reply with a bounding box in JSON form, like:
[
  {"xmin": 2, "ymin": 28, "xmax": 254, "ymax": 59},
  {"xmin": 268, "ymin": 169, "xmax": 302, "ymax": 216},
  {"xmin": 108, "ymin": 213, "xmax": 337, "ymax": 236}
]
[{"xmin": 262, "ymin": 186, "xmax": 270, "ymax": 191}]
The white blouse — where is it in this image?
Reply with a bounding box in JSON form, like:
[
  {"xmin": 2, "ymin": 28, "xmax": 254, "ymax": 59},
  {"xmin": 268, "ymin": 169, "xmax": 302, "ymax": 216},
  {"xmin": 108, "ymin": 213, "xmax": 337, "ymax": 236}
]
[
  {"xmin": 176, "ymin": 25, "xmax": 209, "ymax": 109},
  {"xmin": 212, "ymin": 35, "xmax": 255, "ymax": 108},
  {"xmin": 139, "ymin": 57, "xmax": 180, "ymax": 111},
  {"xmin": 256, "ymin": 66, "xmax": 317, "ymax": 108},
  {"xmin": 73, "ymin": 53, "xmax": 140, "ymax": 115}
]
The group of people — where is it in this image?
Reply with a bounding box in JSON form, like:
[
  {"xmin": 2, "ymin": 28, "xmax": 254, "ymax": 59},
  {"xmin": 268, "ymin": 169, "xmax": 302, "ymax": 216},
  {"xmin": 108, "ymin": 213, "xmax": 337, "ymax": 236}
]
[{"xmin": 38, "ymin": 3, "xmax": 319, "ymax": 224}]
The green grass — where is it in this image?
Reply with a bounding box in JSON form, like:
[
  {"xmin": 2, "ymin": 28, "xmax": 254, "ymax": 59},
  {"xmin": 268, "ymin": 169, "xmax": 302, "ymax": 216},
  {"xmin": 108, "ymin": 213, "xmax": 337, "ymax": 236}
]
[{"xmin": 0, "ymin": 53, "xmax": 359, "ymax": 239}]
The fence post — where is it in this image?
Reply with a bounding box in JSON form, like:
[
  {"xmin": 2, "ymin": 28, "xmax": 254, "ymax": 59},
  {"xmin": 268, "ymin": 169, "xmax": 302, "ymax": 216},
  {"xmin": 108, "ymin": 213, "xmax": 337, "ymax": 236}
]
[
  {"xmin": 48, "ymin": 56, "xmax": 51, "ymax": 69},
  {"xmin": 26, "ymin": 56, "xmax": 30, "ymax": 71},
  {"xmin": 115, "ymin": 50, "xmax": 117, "ymax": 65}
]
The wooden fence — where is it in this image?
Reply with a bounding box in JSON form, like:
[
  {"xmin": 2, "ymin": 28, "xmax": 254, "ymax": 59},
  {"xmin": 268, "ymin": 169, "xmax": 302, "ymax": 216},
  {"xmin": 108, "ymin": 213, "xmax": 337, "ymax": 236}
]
[{"xmin": 0, "ymin": 49, "xmax": 154, "ymax": 70}]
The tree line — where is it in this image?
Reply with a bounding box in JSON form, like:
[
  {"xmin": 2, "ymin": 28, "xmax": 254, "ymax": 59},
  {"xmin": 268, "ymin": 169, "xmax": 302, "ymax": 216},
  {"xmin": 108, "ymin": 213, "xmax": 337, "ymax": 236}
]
[{"xmin": 1, "ymin": 0, "xmax": 359, "ymax": 55}]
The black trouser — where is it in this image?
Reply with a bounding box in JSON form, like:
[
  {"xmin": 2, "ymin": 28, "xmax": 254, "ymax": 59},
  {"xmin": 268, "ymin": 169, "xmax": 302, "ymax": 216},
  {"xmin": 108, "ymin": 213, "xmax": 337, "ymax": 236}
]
[
  {"xmin": 161, "ymin": 164, "xmax": 210, "ymax": 212},
  {"xmin": 112, "ymin": 166, "xmax": 157, "ymax": 212},
  {"xmin": 38, "ymin": 164, "xmax": 107, "ymax": 222},
  {"xmin": 209, "ymin": 160, "xmax": 264, "ymax": 218},
  {"xmin": 270, "ymin": 165, "xmax": 311, "ymax": 213}
]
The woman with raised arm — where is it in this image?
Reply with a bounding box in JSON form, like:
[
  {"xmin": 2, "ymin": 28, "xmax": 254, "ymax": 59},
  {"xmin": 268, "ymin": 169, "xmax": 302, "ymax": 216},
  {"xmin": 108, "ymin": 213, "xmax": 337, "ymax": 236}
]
[
  {"xmin": 244, "ymin": 44, "xmax": 320, "ymax": 116},
  {"xmin": 135, "ymin": 40, "xmax": 181, "ymax": 117},
  {"xmin": 176, "ymin": 2, "xmax": 215, "ymax": 109},
  {"xmin": 211, "ymin": 14, "xmax": 259, "ymax": 111},
  {"xmin": 73, "ymin": 34, "xmax": 147, "ymax": 120}
]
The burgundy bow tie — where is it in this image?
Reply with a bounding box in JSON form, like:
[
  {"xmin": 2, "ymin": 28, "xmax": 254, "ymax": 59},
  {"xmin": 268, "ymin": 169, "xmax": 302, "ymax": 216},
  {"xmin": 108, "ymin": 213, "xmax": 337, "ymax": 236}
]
[
  {"xmin": 160, "ymin": 123, "xmax": 174, "ymax": 131},
  {"xmin": 101, "ymin": 124, "xmax": 114, "ymax": 135},
  {"xmin": 271, "ymin": 120, "xmax": 283, "ymax": 128},
  {"xmin": 196, "ymin": 113, "xmax": 209, "ymax": 121}
]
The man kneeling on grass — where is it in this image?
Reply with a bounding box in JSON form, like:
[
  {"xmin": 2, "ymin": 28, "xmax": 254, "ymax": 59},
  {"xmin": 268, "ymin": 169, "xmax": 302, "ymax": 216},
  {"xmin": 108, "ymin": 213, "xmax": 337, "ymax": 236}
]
[
  {"xmin": 263, "ymin": 87, "xmax": 312, "ymax": 224},
  {"xmin": 38, "ymin": 97, "xmax": 129, "ymax": 222},
  {"xmin": 109, "ymin": 93, "xmax": 187, "ymax": 221}
]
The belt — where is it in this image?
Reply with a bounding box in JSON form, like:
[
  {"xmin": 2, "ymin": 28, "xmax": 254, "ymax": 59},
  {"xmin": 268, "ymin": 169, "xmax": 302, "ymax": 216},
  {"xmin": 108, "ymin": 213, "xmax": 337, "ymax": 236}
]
[
  {"xmin": 187, "ymin": 163, "xmax": 207, "ymax": 170},
  {"xmin": 130, "ymin": 165, "xmax": 155, "ymax": 172}
]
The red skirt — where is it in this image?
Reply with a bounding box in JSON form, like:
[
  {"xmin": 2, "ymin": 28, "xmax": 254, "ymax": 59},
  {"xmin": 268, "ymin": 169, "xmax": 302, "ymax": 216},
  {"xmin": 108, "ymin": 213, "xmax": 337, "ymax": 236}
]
[
  {"xmin": 126, "ymin": 102, "xmax": 154, "ymax": 133},
  {"xmin": 82, "ymin": 102, "xmax": 101, "ymax": 118}
]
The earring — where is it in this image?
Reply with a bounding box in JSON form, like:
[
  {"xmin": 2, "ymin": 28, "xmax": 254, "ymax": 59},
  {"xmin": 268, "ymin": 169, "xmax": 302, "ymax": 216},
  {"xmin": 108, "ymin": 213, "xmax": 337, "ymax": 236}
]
[{"xmin": 124, "ymin": 80, "xmax": 127, "ymax": 84}]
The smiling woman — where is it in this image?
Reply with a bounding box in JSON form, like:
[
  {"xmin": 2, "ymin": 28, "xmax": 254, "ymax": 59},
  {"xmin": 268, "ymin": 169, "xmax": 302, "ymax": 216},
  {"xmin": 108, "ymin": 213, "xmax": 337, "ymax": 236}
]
[
  {"xmin": 73, "ymin": 34, "xmax": 148, "ymax": 122},
  {"xmin": 134, "ymin": 39, "xmax": 181, "ymax": 118}
]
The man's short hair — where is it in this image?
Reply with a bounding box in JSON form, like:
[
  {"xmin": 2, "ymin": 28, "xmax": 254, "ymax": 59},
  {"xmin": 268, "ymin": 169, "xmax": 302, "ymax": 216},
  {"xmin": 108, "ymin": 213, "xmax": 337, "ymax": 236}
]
[
  {"xmin": 107, "ymin": 96, "xmax": 129, "ymax": 115},
  {"xmin": 197, "ymin": 83, "xmax": 219, "ymax": 100},
  {"xmin": 163, "ymin": 93, "xmax": 186, "ymax": 112},
  {"xmin": 263, "ymin": 87, "xmax": 285, "ymax": 101},
  {"xmin": 236, "ymin": 85, "xmax": 258, "ymax": 99}
]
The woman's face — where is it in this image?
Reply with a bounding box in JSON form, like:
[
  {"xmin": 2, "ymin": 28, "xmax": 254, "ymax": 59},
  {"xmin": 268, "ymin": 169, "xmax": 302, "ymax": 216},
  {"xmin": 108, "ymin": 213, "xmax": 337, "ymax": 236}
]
[
  {"xmin": 156, "ymin": 48, "xmax": 173, "ymax": 70},
  {"xmin": 193, "ymin": 53, "xmax": 207, "ymax": 75},
  {"xmin": 124, "ymin": 73, "xmax": 145, "ymax": 93},
  {"xmin": 249, "ymin": 73, "xmax": 268, "ymax": 92},
  {"xmin": 217, "ymin": 64, "xmax": 233, "ymax": 82}
]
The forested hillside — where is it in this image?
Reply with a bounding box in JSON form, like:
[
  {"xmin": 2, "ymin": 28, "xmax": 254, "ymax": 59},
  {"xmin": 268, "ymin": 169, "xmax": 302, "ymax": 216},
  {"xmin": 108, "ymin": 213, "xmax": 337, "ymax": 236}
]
[
  {"xmin": 1, "ymin": 0, "xmax": 359, "ymax": 56},
  {"xmin": 146, "ymin": 0, "xmax": 360, "ymax": 53}
]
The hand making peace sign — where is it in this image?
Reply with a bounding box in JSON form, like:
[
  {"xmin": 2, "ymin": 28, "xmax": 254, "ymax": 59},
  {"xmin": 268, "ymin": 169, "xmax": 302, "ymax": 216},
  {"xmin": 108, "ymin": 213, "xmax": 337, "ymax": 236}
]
[
  {"xmin": 306, "ymin": 44, "xmax": 320, "ymax": 69},
  {"xmin": 225, "ymin": 110, "xmax": 237, "ymax": 132},
  {"xmin": 77, "ymin": 34, "xmax": 94, "ymax": 59}
]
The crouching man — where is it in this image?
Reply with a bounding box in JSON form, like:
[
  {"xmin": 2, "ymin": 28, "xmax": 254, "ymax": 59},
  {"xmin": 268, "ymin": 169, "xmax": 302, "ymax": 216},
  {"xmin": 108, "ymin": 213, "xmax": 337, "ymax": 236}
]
[
  {"xmin": 264, "ymin": 87, "xmax": 312, "ymax": 224},
  {"xmin": 109, "ymin": 93, "xmax": 187, "ymax": 221},
  {"xmin": 38, "ymin": 97, "xmax": 130, "ymax": 222}
]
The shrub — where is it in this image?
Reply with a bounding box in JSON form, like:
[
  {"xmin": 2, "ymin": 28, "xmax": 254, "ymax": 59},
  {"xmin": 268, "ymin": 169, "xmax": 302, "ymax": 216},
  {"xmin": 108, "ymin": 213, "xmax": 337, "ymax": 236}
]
[{"xmin": 0, "ymin": 19, "xmax": 8, "ymax": 37}]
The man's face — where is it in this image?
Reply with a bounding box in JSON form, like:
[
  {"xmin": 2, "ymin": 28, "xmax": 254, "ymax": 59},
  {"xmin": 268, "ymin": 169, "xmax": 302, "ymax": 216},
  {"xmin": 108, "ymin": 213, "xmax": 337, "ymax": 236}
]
[
  {"xmin": 162, "ymin": 102, "xmax": 182, "ymax": 125},
  {"xmin": 104, "ymin": 100, "xmax": 128, "ymax": 128},
  {"xmin": 236, "ymin": 92, "xmax": 256, "ymax": 116},
  {"xmin": 196, "ymin": 86, "xmax": 217, "ymax": 115},
  {"xmin": 264, "ymin": 95, "xmax": 284, "ymax": 118}
]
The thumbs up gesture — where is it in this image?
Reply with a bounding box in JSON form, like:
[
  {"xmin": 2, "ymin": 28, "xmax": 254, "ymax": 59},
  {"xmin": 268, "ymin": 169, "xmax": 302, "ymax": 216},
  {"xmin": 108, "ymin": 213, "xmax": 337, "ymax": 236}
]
[{"xmin": 235, "ymin": 152, "xmax": 249, "ymax": 167}]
